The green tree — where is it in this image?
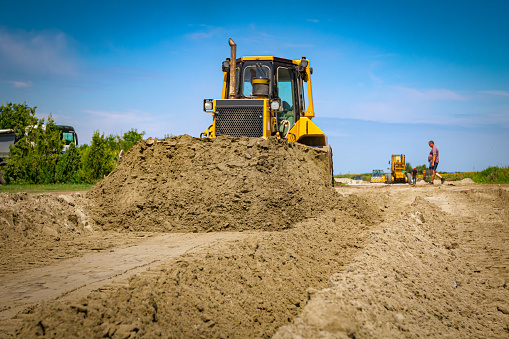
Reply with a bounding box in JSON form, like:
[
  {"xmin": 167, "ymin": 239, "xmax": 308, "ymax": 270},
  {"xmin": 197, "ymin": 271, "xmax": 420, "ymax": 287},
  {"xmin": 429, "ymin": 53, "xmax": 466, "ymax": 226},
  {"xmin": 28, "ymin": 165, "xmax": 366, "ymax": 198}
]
[
  {"xmin": 55, "ymin": 142, "xmax": 82, "ymax": 183},
  {"xmin": 415, "ymin": 164, "xmax": 427, "ymax": 173},
  {"xmin": 120, "ymin": 128, "xmax": 145, "ymax": 152},
  {"xmin": 4, "ymin": 115, "xmax": 63, "ymax": 184},
  {"xmin": 0, "ymin": 102, "xmax": 38, "ymax": 137},
  {"xmin": 105, "ymin": 134, "xmax": 120, "ymax": 152},
  {"xmin": 82, "ymin": 131, "xmax": 115, "ymax": 182},
  {"xmin": 405, "ymin": 162, "xmax": 412, "ymax": 173}
]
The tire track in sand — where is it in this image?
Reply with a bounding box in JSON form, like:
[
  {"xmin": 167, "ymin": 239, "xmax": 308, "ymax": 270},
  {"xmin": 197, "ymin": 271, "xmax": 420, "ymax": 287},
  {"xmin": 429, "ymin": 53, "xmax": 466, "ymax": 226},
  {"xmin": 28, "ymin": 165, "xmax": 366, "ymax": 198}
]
[{"xmin": 0, "ymin": 232, "xmax": 249, "ymax": 337}]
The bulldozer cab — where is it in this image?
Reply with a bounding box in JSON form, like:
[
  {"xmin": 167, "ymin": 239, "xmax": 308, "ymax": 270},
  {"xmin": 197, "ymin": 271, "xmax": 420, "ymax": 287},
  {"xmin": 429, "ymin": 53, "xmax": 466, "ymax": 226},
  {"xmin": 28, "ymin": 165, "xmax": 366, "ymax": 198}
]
[
  {"xmin": 202, "ymin": 40, "xmax": 326, "ymax": 147},
  {"xmin": 222, "ymin": 58, "xmax": 308, "ymax": 134}
]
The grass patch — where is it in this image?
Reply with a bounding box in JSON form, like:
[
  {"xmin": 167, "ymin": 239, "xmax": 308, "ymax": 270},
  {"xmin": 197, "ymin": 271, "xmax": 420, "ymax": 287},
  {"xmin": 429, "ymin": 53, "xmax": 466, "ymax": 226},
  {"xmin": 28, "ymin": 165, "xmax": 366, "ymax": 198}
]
[
  {"xmin": 472, "ymin": 166, "xmax": 509, "ymax": 184},
  {"xmin": 441, "ymin": 167, "xmax": 509, "ymax": 184},
  {"xmin": 334, "ymin": 174, "xmax": 372, "ymax": 181},
  {"xmin": 441, "ymin": 172, "xmax": 477, "ymax": 181},
  {"xmin": 0, "ymin": 183, "xmax": 94, "ymax": 194}
]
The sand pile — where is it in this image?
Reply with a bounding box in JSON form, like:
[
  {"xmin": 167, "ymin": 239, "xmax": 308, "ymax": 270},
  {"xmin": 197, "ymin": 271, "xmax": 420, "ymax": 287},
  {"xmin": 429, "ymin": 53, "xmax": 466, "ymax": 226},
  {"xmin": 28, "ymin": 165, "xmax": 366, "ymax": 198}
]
[
  {"xmin": 0, "ymin": 193, "xmax": 92, "ymax": 246},
  {"xmin": 0, "ymin": 193, "xmax": 96, "ymax": 275},
  {"xmin": 88, "ymin": 135, "xmax": 339, "ymax": 233},
  {"xmin": 457, "ymin": 177, "xmax": 476, "ymax": 185}
]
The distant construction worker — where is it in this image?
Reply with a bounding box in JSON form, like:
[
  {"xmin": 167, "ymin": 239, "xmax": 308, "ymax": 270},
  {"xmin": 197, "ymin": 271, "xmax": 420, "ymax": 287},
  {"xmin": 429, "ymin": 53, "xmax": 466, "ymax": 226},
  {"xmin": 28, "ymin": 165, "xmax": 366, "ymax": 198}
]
[
  {"xmin": 428, "ymin": 140, "xmax": 444, "ymax": 185},
  {"xmin": 412, "ymin": 167, "xmax": 417, "ymax": 185}
]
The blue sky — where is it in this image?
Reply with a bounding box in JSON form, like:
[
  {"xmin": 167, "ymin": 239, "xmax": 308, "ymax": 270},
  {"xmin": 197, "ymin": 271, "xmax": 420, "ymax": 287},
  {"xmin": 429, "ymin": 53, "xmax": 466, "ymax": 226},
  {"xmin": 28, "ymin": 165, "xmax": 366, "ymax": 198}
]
[{"xmin": 1, "ymin": 0, "xmax": 508, "ymax": 173}]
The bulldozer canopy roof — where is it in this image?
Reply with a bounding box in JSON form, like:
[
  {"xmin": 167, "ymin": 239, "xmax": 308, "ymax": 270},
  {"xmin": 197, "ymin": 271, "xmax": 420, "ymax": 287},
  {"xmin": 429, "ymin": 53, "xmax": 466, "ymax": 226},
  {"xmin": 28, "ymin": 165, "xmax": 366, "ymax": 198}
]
[{"xmin": 238, "ymin": 56, "xmax": 298, "ymax": 64}]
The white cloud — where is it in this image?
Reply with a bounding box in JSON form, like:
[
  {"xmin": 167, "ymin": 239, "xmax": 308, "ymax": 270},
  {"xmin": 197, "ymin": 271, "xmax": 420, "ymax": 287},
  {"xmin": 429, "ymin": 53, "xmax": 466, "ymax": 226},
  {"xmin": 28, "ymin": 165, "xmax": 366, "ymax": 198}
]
[
  {"xmin": 480, "ymin": 90, "xmax": 509, "ymax": 97},
  {"xmin": 0, "ymin": 28, "xmax": 78, "ymax": 78},
  {"xmin": 307, "ymin": 19, "xmax": 319, "ymax": 23},
  {"xmin": 11, "ymin": 80, "xmax": 32, "ymax": 88},
  {"xmin": 184, "ymin": 25, "xmax": 225, "ymax": 40},
  {"xmin": 349, "ymin": 101, "xmax": 410, "ymax": 123},
  {"xmin": 77, "ymin": 108, "xmax": 175, "ymax": 143},
  {"xmin": 368, "ymin": 61, "xmax": 384, "ymax": 85},
  {"xmin": 83, "ymin": 109, "xmax": 153, "ymax": 124},
  {"xmin": 323, "ymin": 86, "xmax": 509, "ymax": 128},
  {"xmin": 396, "ymin": 87, "xmax": 467, "ymax": 101},
  {"xmin": 0, "ymin": 79, "xmax": 33, "ymax": 88}
]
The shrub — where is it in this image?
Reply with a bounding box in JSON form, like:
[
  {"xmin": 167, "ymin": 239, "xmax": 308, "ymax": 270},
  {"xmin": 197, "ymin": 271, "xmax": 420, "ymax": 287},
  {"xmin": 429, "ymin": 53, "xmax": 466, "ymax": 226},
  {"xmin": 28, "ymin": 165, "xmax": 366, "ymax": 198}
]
[
  {"xmin": 82, "ymin": 131, "xmax": 116, "ymax": 183},
  {"xmin": 121, "ymin": 128, "xmax": 145, "ymax": 151},
  {"xmin": 55, "ymin": 143, "xmax": 82, "ymax": 183},
  {"xmin": 0, "ymin": 102, "xmax": 38, "ymax": 137},
  {"xmin": 472, "ymin": 166, "xmax": 509, "ymax": 184},
  {"xmin": 4, "ymin": 115, "xmax": 63, "ymax": 184}
]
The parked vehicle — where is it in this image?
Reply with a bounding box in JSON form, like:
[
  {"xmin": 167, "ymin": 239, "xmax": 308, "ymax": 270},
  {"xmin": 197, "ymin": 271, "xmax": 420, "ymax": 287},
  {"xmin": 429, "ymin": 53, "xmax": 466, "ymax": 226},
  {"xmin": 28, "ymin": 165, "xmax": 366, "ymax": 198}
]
[{"xmin": 386, "ymin": 154, "xmax": 411, "ymax": 184}]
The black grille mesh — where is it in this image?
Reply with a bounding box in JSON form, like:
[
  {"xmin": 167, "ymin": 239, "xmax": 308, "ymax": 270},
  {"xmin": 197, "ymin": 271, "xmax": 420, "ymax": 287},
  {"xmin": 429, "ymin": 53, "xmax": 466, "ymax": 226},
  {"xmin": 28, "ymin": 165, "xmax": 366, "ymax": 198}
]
[{"xmin": 215, "ymin": 106, "xmax": 264, "ymax": 137}]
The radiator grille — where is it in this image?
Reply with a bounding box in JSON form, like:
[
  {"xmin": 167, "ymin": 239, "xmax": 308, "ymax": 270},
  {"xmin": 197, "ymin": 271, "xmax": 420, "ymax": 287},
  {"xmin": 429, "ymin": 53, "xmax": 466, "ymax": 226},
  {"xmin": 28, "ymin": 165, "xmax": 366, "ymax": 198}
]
[{"xmin": 215, "ymin": 105, "xmax": 264, "ymax": 138}]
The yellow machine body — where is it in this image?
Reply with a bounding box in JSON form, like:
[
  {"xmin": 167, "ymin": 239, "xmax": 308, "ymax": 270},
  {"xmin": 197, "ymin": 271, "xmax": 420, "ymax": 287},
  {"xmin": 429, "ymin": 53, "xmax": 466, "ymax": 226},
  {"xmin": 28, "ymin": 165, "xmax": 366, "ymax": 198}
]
[
  {"xmin": 201, "ymin": 55, "xmax": 327, "ymax": 148},
  {"xmin": 386, "ymin": 154, "xmax": 409, "ymax": 184}
]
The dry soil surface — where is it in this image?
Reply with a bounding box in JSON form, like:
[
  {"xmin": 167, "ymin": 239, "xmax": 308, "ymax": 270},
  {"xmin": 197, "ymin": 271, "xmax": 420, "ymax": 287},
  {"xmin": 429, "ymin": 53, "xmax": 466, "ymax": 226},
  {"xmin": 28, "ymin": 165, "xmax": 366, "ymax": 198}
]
[{"xmin": 0, "ymin": 136, "xmax": 508, "ymax": 338}]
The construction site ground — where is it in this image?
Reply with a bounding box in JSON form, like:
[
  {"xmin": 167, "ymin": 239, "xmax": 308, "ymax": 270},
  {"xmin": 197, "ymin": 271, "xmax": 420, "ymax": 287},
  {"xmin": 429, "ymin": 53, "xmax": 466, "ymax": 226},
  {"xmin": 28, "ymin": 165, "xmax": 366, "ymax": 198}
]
[{"xmin": 1, "ymin": 136, "xmax": 508, "ymax": 338}]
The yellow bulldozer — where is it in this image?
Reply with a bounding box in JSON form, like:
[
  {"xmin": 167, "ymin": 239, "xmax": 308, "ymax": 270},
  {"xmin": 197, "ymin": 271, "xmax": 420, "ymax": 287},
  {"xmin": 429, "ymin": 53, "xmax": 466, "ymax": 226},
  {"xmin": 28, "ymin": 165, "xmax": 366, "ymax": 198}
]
[
  {"xmin": 386, "ymin": 154, "xmax": 411, "ymax": 184},
  {"xmin": 201, "ymin": 39, "xmax": 333, "ymax": 185}
]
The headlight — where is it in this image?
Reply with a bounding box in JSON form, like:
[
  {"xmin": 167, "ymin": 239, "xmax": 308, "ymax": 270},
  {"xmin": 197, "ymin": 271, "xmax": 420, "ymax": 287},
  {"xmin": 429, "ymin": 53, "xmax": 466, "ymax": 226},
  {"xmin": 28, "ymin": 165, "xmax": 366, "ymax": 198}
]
[
  {"xmin": 203, "ymin": 99, "xmax": 213, "ymax": 112},
  {"xmin": 222, "ymin": 59, "xmax": 230, "ymax": 72},
  {"xmin": 270, "ymin": 100, "xmax": 280, "ymax": 110}
]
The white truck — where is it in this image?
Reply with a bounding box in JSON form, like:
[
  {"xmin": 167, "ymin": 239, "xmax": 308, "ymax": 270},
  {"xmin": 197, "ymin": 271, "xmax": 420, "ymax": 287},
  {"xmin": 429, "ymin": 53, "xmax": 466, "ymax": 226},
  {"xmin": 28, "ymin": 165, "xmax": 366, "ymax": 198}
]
[
  {"xmin": 0, "ymin": 129, "xmax": 16, "ymax": 184},
  {"xmin": 0, "ymin": 129, "xmax": 16, "ymax": 160}
]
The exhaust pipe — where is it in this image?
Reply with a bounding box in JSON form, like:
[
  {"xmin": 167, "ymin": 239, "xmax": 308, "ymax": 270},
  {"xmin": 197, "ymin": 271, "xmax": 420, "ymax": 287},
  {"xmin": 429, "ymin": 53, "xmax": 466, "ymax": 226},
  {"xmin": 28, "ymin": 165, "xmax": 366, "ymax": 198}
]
[{"xmin": 229, "ymin": 38, "xmax": 236, "ymax": 98}]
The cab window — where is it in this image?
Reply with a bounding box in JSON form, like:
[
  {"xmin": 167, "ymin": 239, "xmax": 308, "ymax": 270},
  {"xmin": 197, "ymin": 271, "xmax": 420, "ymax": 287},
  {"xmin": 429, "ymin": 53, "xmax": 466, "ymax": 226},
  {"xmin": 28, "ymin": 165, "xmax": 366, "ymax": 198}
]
[
  {"xmin": 243, "ymin": 65, "xmax": 270, "ymax": 97},
  {"xmin": 277, "ymin": 67, "xmax": 295, "ymax": 127},
  {"xmin": 61, "ymin": 132, "xmax": 75, "ymax": 145},
  {"xmin": 301, "ymin": 78, "xmax": 308, "ymax": 113}
]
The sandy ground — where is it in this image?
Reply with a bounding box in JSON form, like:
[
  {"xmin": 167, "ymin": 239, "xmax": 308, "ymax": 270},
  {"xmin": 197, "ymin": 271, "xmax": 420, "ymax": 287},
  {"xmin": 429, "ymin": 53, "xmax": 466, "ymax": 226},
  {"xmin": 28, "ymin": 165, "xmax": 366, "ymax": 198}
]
[
  {"xmin": 0, "ymin": 182, "xmax": 505, "ymax": 338},
  {"xmin": 276, "ymin": 183, "xmax": 509, "ymax": 338},
  {"xmin": 0, "ymin": 136, "xmax": 508, "ymax": 338}
]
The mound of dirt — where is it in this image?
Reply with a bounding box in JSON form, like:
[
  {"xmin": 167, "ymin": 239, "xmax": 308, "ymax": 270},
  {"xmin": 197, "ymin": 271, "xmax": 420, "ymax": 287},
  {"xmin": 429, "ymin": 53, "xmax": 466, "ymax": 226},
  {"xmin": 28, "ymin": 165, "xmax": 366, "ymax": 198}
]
[
  {"xmin": 0, "ymin": 193, "xmax": 92, "ymax": 245},
  {"xmin": 0, "ymin": 193, "xmax": 95, "ymax": 276},
  {"xmin": 88, "ymin": 135, "xmax": 339, "ymax": 233},
  {"xmin": 458, "ymin": 177, "xmax": 476, "ymax": 185}
]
